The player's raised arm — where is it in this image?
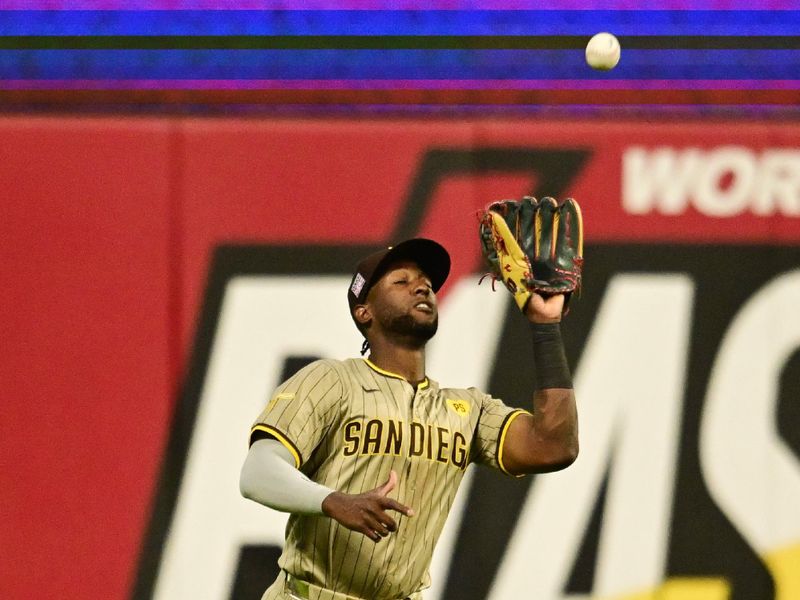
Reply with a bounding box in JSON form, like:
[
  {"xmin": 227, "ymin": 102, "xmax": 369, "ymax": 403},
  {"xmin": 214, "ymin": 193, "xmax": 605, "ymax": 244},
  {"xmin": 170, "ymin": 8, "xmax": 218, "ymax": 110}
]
[
  {"xmin": 478, "ymin": 196, "xmax": 582, "ymax": 475},
  {"xmin": 500, "ymin": 294, "xmax": 579, "ymax": 474}
]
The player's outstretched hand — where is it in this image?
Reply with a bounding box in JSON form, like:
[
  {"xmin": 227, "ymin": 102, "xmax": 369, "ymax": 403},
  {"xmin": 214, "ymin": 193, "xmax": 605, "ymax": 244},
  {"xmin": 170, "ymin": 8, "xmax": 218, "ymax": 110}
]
[{"xmin": 321, "ymin": 470, "xmax": 415, "ymax": 543}]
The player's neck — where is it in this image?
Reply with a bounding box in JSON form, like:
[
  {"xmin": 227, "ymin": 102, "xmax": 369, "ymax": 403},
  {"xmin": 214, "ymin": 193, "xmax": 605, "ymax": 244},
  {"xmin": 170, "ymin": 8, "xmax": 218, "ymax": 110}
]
[{"xmin": 367, "ymin": 343, "xmax": 426, "ymax": 387}]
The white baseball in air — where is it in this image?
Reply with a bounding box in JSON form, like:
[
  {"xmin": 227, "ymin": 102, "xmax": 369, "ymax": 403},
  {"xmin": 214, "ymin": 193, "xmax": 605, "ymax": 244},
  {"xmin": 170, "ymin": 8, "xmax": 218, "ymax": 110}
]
[{"xmin": 585, "ymin": 32, "xmax": 621, "ymax": 71}]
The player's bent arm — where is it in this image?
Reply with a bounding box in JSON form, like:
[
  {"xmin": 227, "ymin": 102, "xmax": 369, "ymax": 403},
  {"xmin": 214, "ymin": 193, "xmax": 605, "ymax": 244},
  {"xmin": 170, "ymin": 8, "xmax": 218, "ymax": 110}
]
[
  {"xmin": 502, "ymin": 297, "xmax": 579, "ymax": 475},
  {"xmin": 239, "ymin": 438, "xmax": 333, "ymax": 515},
  {"xmin": 501, "ymin": 390, "xmax": 578, "ymax": 475},
  {"xmin": 240, "ymin": 440, "xmax": 415, "ymax": 543}
]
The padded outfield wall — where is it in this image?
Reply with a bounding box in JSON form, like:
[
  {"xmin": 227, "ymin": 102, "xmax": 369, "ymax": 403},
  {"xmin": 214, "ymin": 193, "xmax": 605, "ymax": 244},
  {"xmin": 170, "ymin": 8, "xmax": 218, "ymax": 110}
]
[{"xmin": 1, "ymin": 114, "xmax": 799, "ymax": 600}]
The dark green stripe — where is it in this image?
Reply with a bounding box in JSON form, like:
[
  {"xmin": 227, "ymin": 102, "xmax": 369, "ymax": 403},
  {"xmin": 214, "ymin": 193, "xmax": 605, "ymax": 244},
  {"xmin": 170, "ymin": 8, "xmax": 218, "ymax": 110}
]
[{"xmin": 2, "ymin": 35, "xmax": 799, "ymax": 50}]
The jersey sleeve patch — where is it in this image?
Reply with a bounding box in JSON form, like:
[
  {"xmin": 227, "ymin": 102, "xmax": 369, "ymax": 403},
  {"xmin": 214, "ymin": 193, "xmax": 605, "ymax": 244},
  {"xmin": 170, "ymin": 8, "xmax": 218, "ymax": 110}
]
[{"xmin": 266, "ymin": 392, "xmax": 295, "ymax": 411}]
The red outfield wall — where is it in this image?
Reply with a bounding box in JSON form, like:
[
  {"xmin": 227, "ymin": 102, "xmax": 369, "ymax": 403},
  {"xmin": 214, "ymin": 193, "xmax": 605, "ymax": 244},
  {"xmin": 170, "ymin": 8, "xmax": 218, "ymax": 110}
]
[{"xmin": 2, "ymin": 115, "xmax": 799, "ymax": 600}]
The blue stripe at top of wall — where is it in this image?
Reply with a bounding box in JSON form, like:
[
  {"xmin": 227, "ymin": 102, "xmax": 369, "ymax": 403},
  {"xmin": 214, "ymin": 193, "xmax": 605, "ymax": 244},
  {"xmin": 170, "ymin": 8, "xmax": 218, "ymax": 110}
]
[
  {"xmin": 2, "ymin": 49, "xmax": 800, "ymax": 80},
  {"xmin": 1, "ymin": 10, "xmax": 799, "ymax": 36}
]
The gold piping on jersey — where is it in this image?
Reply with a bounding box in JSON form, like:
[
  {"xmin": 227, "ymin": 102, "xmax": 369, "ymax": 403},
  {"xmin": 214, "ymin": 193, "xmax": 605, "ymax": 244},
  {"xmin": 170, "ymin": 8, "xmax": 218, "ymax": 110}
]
[
  {"xmin": 250, "ymin": 424, "xmax": 303, "ymax": 468},
  {"xmin": 496, "ymin": 409, "xmax": 530, "ymax": 477},
  {"xmin": 363, "ymin": 358, "xmax": 430, "ymax": 389}
]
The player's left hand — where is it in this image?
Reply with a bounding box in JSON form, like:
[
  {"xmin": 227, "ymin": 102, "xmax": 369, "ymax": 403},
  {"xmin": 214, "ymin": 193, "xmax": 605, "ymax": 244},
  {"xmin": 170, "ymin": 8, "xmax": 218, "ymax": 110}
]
[
  {"xmin": 479, "ymin": 196, "xmax": 583, "ymax": 315},
  {"xmin": 525, "ymin": 292, "xmax": 565, "ymax": 324}
]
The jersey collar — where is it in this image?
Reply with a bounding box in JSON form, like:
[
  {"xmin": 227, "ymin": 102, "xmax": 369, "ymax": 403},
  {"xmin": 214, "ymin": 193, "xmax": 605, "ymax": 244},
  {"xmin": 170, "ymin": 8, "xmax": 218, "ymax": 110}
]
[{"xmin": 362, "ymin": 358, "xmax": 430, "ymax": 390}]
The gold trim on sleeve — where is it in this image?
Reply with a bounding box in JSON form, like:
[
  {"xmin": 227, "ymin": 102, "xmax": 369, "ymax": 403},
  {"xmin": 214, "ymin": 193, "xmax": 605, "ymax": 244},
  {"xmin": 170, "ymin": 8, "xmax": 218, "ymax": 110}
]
[
  {"xmin": 250, "ymin": 424, "xmax": 302, "ymax": 468},
  {"xmin": 497, "ymin": 410, "xmax": 531, "ymax": 477}
]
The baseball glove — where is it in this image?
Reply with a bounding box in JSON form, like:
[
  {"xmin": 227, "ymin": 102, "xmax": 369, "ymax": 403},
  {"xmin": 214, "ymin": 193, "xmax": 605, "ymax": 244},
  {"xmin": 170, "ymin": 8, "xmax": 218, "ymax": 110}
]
[{"xmin": 478, "ymin": 196, "xmax": 584, "ymax": 311}]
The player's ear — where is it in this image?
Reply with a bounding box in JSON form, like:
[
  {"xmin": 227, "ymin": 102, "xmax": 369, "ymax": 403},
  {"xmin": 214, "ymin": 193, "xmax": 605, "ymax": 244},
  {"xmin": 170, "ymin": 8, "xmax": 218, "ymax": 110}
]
[{"xmin": 353, "ymin": 304, "xmax": 372, "ymax": 327}]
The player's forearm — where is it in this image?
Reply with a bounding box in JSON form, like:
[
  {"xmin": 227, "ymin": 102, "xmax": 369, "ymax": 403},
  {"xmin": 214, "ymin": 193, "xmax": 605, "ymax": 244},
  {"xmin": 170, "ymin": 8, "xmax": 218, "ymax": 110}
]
[
  {"xmin": 530, "ymin": 321, "xmax": 572, "ymax": 390},
  {"xmin": 239, "ymin": 439, "xmax": 333, "ymax": 515},
  {"xmin": 530, "ymin": 388, "xmax": 579, "ymax": 470},
  {"xmin": 502, "ymin": 388, "xmax": 578, "ymax": 474},
  {"xmin": 527, "ymin": 321, "xmax": 579, "ymax": 470}
]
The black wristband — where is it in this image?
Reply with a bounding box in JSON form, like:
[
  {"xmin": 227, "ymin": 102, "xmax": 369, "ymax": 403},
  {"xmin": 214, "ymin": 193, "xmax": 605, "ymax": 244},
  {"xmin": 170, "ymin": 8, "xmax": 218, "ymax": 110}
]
[{"xmin": 530, "ymin": 322, "xmax": 573, "ymax": 390}]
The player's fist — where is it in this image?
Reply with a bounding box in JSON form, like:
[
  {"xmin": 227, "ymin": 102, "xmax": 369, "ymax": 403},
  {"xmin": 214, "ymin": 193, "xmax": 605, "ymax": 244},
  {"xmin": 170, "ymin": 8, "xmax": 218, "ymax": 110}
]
[
  {"xmin": 525, "ymin": 291, "xmax": 565, "ymax": 323},
  {"xmin": 322, "ymin": 470, "xmax": 415, "ymax": 543}
]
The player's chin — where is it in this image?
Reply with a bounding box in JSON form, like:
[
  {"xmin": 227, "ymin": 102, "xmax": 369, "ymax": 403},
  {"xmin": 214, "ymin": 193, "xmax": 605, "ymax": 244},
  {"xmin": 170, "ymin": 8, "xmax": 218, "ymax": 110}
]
[
  {"xmin": 412, "ymin": 316, "xmax": 438, "ymax": 340},
  {"xmin": 388, "ymin": 313, "xmax": 438, "ymax": 340}
]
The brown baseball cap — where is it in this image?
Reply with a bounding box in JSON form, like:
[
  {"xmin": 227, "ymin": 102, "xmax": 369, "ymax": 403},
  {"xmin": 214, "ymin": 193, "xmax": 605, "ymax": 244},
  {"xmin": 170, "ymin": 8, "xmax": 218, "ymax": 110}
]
[{"xmin": 347, "ymin": 238, "xmax": 451, "ymax": 313}]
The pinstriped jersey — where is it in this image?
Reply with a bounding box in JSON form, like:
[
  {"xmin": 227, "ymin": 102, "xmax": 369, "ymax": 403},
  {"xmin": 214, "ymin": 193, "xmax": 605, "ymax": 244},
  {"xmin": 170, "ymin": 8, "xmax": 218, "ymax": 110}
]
[{"xmin": 250, "ymin": 357, "xmax": 527, "ymax": 600}]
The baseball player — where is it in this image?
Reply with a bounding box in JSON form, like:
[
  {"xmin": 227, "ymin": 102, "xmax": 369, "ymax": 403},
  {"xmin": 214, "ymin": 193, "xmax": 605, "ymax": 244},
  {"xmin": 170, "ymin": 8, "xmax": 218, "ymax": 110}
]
[{"xmin": 240, "ymin": 197, "xmax": 582, "ymax": 600}]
